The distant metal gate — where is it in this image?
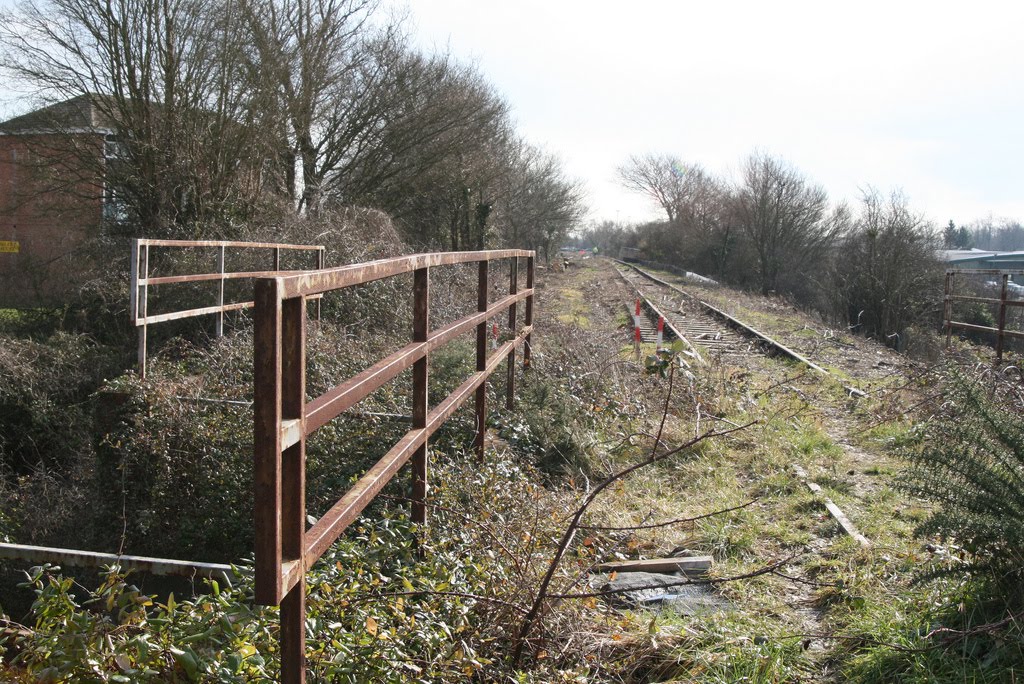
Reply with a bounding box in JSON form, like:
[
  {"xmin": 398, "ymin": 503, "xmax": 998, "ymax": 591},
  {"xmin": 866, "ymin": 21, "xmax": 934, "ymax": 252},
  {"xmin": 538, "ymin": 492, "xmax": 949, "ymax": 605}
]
[
  {"xmin": 944, "ymin": 269, "xmax": 1024, "ymax": 361},
  {"xmin": 252, "ymin": 250, "xmax": 535, "ymax": 683}
]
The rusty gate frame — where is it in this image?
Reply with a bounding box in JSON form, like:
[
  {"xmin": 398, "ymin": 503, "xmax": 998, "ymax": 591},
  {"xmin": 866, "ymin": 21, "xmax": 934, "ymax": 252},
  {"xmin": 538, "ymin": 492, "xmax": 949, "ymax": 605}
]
[
  {"xmin": 130, "ymin": 239, "xmax": 326, "ymax": 378},
  {"xmin": 944, "ymin": 268, "xmax": 1024, "ymax": 362},
  {"xmin": 253, "ymin": 250, "xmax": 535, "ymax": 682}
]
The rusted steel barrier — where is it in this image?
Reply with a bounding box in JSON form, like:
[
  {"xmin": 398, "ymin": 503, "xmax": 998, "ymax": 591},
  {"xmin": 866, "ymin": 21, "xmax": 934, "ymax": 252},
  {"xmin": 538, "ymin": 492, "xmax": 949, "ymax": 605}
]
[
  {"xmin": 253, "ymin": 250, "xmax": 535, "ymax": 683},
  {"xmin": 130, "ymin": 239, "xmax": 325, "ymax": 378},
  {"xmin": 944, "ymin": 269, "xmax": 1024, "ymax": 362}
]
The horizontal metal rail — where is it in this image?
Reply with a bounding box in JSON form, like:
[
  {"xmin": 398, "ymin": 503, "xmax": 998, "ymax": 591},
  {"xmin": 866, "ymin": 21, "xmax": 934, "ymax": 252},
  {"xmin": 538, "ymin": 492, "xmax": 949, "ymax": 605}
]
[
  {"xmin": 945, "ymin": 294, "xmax": 1024, "ymax": 308},
  {"xmin": 132, "ymin": 239, "xmax": 323, "ymax": 250},
  {"xmin": 946, "ymin": 268, "xmax": 1024, "ymax": 276},
  {"xmin": 0, "ymin": 542, "xmax": 231, "ymax": 579},
  {"xmin": 254, "ymin": 250, "xmax": 535, "ymax": 683},
  {"xmin": 129, "ymin": 239, "xmax": 326, "ymax": 378},
  {"xmin": 947, "ymin": 320, "xmax": 1024, "ymax": 340},
  {"xmin": 275, "ymin": 249, "xmax": 532, "ymax": 297}
]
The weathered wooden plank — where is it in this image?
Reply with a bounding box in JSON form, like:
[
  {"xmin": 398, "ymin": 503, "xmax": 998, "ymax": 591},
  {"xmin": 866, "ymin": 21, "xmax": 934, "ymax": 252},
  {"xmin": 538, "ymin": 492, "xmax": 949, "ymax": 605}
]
[
  {"xmin": 794, "ymin": 465, "xmax": 871, "ymax": 547},
  {"xmin": 598, "ymin": 556, "xmax": 713, "ymax": 576}
]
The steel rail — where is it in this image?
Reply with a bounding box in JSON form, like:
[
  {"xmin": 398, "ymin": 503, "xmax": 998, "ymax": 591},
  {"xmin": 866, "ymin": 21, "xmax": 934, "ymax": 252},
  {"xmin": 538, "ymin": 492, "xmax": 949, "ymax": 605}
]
[
  {"xmin": 301, "ymin": 329, "xmax": 531, "ymax": 571},
  {"xmin": 612, "ymin": 267, "xmax": 704, "ymax": 363},
  {"xmin": 303, "ymin": 289, "xmax": 532, "ymax": 434},
  {"xmin": 615, "ymin": 260, "xmax": 868, "ymax": 398}
]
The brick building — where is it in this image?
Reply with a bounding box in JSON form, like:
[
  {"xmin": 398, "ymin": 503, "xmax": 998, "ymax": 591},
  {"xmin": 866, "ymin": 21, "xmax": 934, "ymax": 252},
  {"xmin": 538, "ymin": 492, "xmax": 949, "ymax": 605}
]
[{"xmin": 0, "ymin": 95, "xmax": 114, "ymax": 307}]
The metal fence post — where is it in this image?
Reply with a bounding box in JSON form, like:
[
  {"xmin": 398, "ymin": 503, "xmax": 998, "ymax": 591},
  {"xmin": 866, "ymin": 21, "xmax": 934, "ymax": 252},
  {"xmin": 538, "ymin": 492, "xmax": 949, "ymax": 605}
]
[
  {"xmin": 944, "ymin": 271, "xmax": 953, "ymax": 349},
  {"xmin": 506, "ymin": 257, "xmax": 519, "ymax": 410},
  {"xmin": 253, "ymin": 279, "xmax": 284, "ymax": 606},
  {"xmin": 315, "ymin": 248, "xmax": 325, "ymax": 324},
  {"xmin": 412, "ymin": 267, "xmax": 429, "ymax": 525},
  {"xmin": 138, "ymin": 243, "xmax": 149, "ymax": 379},
  {"xmin": 475, "ymin": 260, "xmax": 489, "ymax": 460},
  {"xmin": 216, "ymin": 246, "xmax": 226, "ymax": 337},
  {"xmin": 280, "ymin": 294, "xmax": 308, "ymax": 684},
  {"xmin": 524, "ymin": 256, "xmax": 534, "ymax": 370},
  {"xmin": 996, "ymin": 274, "xmax": 1009, "ymax": 362},
  {"xmin": 129, "ymin": 238, "xmax": 139, "ymax": 325}
]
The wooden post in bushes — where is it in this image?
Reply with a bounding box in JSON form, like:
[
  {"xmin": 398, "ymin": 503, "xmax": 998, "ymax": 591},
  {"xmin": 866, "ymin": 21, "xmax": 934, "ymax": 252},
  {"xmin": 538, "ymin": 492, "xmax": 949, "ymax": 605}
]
[
  {"xmin": 216, "ymin": 246, "xmax": 226, "ymax": 337},
  {"xmin": 137, "ymin": 243, "xmax": 149, "ymax": 379},
  {"xmin": 944, "ymin": 271, "xmax": 953, "ymax": 349}
]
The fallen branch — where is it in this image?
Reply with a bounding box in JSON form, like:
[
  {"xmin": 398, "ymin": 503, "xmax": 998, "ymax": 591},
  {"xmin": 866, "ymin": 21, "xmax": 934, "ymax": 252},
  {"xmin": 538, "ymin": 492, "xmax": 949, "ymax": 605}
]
[{"xmin": 578, "ymin": 499, "xmax": 758, "ymax": 531}]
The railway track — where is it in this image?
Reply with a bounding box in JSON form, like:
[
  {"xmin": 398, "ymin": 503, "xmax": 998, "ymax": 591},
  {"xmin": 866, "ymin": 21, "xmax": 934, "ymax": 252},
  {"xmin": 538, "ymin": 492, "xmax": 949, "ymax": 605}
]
[
  {"xmin": 614, "ymin": 259, "xmax": 866, "ymax": 397},
  {"xmin": 619, "ymin": 267, "xmax": 752, "ymax": 358}
]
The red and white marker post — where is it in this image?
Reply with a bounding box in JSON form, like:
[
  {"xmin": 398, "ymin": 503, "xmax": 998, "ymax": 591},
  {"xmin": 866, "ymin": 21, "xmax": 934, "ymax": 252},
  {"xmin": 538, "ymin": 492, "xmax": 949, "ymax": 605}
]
[{"xmin": 656, "ymin": 315, "xmax": 665, "ymax": 349}]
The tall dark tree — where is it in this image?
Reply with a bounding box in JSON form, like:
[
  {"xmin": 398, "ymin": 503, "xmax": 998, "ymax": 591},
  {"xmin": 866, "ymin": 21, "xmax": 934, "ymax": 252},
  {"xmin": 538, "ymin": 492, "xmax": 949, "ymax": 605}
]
[
  {"xmin": 830, "ymin": 189, "xmax": 940, "ymax": 345},
  {"xmin": 733, "ymin": 152, "xmax": 845, "ymax": 295}
]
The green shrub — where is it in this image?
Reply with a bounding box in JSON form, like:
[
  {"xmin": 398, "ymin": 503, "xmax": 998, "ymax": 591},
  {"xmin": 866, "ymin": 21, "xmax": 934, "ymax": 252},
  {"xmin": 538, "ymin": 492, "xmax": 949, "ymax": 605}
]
[
  {"xmin": 1, "ymin": 446, "xmax": 560, "ymax": 682},
  {"xmin": 0, "ymin": 333, "xmax": 118, "ymax": 476},
  {"xmin": 899, "ymin": 365, "xmax": 1024, "ymax": 587}
]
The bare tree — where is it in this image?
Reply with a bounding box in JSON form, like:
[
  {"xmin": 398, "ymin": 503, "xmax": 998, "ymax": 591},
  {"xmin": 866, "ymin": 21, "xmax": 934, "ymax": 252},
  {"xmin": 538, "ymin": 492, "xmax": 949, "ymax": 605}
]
[
  {"xmin": 617, "ymin": 153, "xmax": 695, "ymax": 223},
  {"xmin": 831, "ymin": 188, "xmax": 940, "ymax": 345},
  {"xmin": 733, "ymin": 152, "xmax": 844, "ymax": 295},
  {"xmin": 239, "ymin": 0, "xmax": 388, "ymax": 213},
  {"xmin": 1, "ymin": 0, "xmax": 274, "ymax": 235},
  {"xmin": 497, "ymin": 144, "xmax": 585, "ymax": 261},
  {"xmin": 343, "ymin": 51, "xmax": 512, "ymax": 237}
]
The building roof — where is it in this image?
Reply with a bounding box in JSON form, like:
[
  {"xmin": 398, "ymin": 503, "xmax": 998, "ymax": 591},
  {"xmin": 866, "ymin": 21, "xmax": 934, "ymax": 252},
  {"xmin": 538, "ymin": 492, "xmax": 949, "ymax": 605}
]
[
  {"xmin": 0, "ymin": 94, "xmax": 117, "ymax": 134},
  {"xmin": 940, "ymin": 248, "xmax": 1024, "ymax": 268},
  {"xmin": 939, "ymin": 248, "xmax": 996, "ymax": 263}
]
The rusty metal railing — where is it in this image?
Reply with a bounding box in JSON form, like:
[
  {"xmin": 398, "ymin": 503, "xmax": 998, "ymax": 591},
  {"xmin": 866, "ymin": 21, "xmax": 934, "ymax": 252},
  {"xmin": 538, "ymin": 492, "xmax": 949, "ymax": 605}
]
[
  {"xmin": 944, "ymin": 269, "xmax": 1024, "ymax": 362},
  {"xmin": 253, "ymin": 250, "xmax": 535, "ymax": 683},
  {"xmin": 130, "ymin": 239, "xmax": 326, "ymax": 378}
]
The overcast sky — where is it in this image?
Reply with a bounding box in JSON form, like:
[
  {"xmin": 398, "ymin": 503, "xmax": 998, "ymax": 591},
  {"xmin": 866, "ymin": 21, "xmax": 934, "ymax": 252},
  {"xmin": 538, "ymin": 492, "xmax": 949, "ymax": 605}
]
[
  {"xmin": 2, "ymin": 0, "xmax": 1021, "ymax": 228},
  {"xmin": 394, "ymin": 0, "xmax": 1024, "ymax": 228}
]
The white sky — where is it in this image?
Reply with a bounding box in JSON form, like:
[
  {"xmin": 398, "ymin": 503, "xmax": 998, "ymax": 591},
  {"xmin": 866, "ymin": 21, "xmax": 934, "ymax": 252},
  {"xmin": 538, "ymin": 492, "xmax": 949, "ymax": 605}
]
[
  {"xmin": 394, "ymin": 0, "xmax": 1024, "ymax": 228},
  {"xmin": 3, "ymin": 0, "xmax": 1022, "ymax": 228}
]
